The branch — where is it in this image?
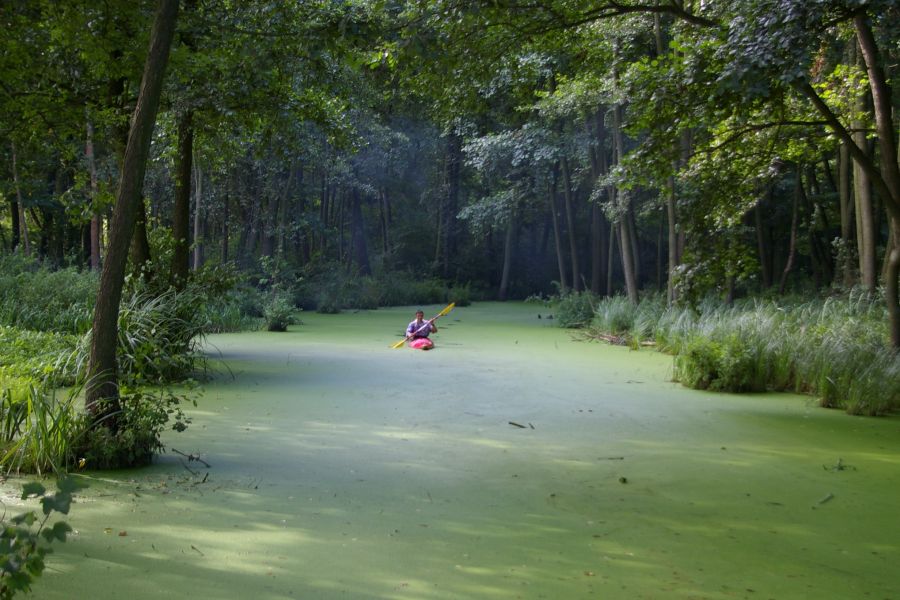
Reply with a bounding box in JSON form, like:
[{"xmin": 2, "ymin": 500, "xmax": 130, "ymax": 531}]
[{"xmin": 796, "ymin": 80, "xmax": 895, "ymax": 207}]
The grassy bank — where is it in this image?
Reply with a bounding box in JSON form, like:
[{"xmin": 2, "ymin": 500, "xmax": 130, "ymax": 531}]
[{"xmin": 555, "ymin": 290, "xmax": 900, "ymax": 415}]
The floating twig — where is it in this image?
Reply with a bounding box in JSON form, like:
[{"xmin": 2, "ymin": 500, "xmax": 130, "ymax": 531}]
[
  {"xmin": 171, "ymin": 448, "xmax": 211, "ymax": 468},
  {"xmin": 508, "ymin": 421, "xmax": 526, "ymax": 428}
]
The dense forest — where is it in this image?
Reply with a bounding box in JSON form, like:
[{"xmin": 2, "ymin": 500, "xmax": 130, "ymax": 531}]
[{"xmin": 0, "ymin": 1, "xmax": 898, "ymax": 466}]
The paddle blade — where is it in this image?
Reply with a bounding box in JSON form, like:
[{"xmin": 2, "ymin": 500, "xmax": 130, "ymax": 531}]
[
  {"xmin": 437, "ymin": 302, "xmax": 455, "ymax": 317},
  {"xmin": 391, "ymin": 338, "xmax": 408, "ymax": 349}
]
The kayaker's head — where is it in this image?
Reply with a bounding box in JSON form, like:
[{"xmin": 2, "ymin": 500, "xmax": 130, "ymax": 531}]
[{"xmin": 415, "ymin": 310, "xmax": 424, "ymax": 321}]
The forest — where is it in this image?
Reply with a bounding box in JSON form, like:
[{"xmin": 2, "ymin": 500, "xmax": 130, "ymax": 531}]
[
  {"xmin": 0, "ymin": 0, "xmax": 900, "ymax": 468},
  {"xmin": 0, "ymin": 1, "xmax": 899, "ymax": 595}
]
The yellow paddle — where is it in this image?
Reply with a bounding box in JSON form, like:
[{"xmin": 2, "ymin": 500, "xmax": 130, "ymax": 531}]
[{"xmin": 391, "ymin": 302, "xmax": 455, "ymax": 349}]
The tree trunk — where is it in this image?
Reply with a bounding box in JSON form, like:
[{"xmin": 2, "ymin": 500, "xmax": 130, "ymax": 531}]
[
  {"xmin": 559, "ymin": 155, "xmax": 581, "ymax": 291},
  {"xmin": 442, "ymin": 132, "xmax": 462, "ymax": 277},
  {"xmin": 192, "ymin": 152, "xmax": 203, "ymax": 270},
  {"xmin": 350, "ymin": 189, "xmax": 371, "ymax": 275},
  {"xmin": 10, "ymin": 142, "xmax": 31, "ymax": 256},
  {"xmin": 87, "ymin": 0, "xmax": 179, "ymax": 416},
  {"xmin": 172, "ymin": 110, "xmax": 193, "ymax": 285},
  {"xmin": 612, "ymin": 103, "xmax": 638, "ymax": 303},
  {"xmin": 838, "ymin": 142, "xmax": 855, "ymax": 286},
  {"xmin": 86, "ymin": 118, "xmax": 102, "ymax": 270},
  {"xmin": 222, "ymin": 182, "xmax": 230, "ymax": 262},
  {"xmin": 853, "ymin": 116, "xmax": 877, "ymax": 292},
  {"xmin": 549, "ymin": 165, "xmax": 568, "ymax": 293},
  {"xmin": 779, "ymin": 166, "xmax": 802, "ymax": 295},
  {"xmin": 755, "ymin": 190, "xmax": 773, "ymax": 289},
  {"xmin": 498, "ymin": 214, "xmax": 515, "ymax": 301}
]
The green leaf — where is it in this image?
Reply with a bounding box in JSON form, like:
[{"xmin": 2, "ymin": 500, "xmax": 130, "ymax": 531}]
[{"xmin": 20, "ymin": 482, "xmax": 45, "ymax": 499}]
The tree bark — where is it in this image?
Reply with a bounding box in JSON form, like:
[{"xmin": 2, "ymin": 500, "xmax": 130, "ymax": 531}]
[
  {"xmin": 10, "ymin": 142, "xmax": 31, "ymax": 256},
  {"xmin": 86, "ymin": 118, "xmax": 102, "ymax": 270},
  {"xmin": 853, "ymin": 111, "xmax": 877, "ymax": 292},
  {"xmin": 350, "ymin": 189, "xmax": 371, "ymax": 275},
  {"xmin": 549, "ymin": 164, "xmax": 568, "ymax": 293},
  {"xmin": 192, "ymin": 152, "xmax": 203, "ymax": 269},
  {"xmin": 498, "ymin": 213, "xmax": 515, "ymax": 301},
  {"xmin": 838, "ymin": 142, "xmax": 855, "ymax": 286},
  {"xmin": 87, "ymin": 0, "xmax": 179, "ymax": 415},
  {"xmin": 172, "ymin": 109, "xmax": 193, "ymax": 285},
  {"xmin": 612, "ymin": 103, "xmax": 638, "ymax": 303},
  {"xmin": 779, "ymin": 166, "xmax": 802, "ymax": 295},
  {"xmin": 559, "ymin": 155, "xmax": 581, "ymax": 291}
]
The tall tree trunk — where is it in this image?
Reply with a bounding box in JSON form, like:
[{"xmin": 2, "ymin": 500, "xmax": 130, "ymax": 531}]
[
  {"xmin": 666, "ymin": 176, "xmax": 679, "ymax": 303},
  {"xmin": 838, "ymin": 142, "xmax": 856, "ymax": 286},
  {"xmin": 588, "ymin": 109, "xmax": 609, "ymax": 296},
  {"xmin": 853, "ymin": 116, "xmax": 877, "ymax": 292},
  {"xmin": 442, "ymin": 132, "xmax": 462, "ymax": 277},
  {"xmin": 498, "ymin": 213, "xmax": 515, "ymax": 301},
  {"xmin": 171, "ymin": 110, "xmax": 193, "ymax": 284},
  {"xmin": 755, "ymin": 190, "xmax": 773, "ymax": 289},
  {"xmin": 192, "ymin": 153, "xmax": 203, "ymax": 270},
  {"xmin": 10, "ymin": 142, "xmax": 30, "ymax": 256},
  {"xmin": 612, "ymin": 103, "xmax": 638, "ymax": 303},
  {"xmin": 350, "ymin": 189, "xmax": 371, "ymax": 275},
  {"xmin": 549, "ymin": 164, "xmax": 568, "ymax": 293},
  {"xmin": 87, "ymin": 0, "xmax": 179, "ymax": 415},
  {"xmin": 221, "ymin": 181, "xmax": 230, "ymax": 262},
  {"xmin": 86, "ymin": 118, "xmax": 102, "ymax": 270},
  {"xmin": 379, "ymin": 189, "xmax": 390, "ymax": 255},
  {"xmin": 560, "ymin": 156, "xmax": 581, "ymax": 291},
  {"xmin": 779, "ymin": 166, "xmax": 802, "ymax": 295}
]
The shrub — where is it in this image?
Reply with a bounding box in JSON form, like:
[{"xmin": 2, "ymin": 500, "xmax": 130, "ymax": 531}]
[
  {"xmin": 555, "ymin": 291, "xmax": 598, "ymax": 328},
  {"xmin": 263, "ymin": 293, "xmax": 297, "ymax": 332},
  {"xmin": 589, "ymin": 290, "xmax": 900, "ymax": 414},
  {"xmin": 0, "ymin": 255, "xmax": 97, "ymax": 335},
  {"xmin": 75, "ymin": 386, "xmax": 195, "ymax": 470}
]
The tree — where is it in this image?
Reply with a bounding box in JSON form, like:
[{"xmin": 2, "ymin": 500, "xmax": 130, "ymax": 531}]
[{"xmin": 87, "ymin": 0, "xmax": 180, "ymax": 417}]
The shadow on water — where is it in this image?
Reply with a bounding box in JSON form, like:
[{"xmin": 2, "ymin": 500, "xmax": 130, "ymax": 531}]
[{"xmin": 12, "ymin": 303, "xmax": 900, "ymax": 599}]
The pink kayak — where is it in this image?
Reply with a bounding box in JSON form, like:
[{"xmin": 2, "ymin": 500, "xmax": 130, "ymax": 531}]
[{"xmin": 409, "ymin": 338, "xmax": 434, "ymax": 350}]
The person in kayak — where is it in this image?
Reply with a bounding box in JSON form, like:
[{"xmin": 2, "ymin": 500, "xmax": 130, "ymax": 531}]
[{"xmin": 406, "ymin": 309, "xmax": 437, "ymax": 349}]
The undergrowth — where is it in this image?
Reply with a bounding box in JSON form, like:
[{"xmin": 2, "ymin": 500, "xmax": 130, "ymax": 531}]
[{"xmin": 576, "ymin": 290, "xmax": 900, "ymax": 415}]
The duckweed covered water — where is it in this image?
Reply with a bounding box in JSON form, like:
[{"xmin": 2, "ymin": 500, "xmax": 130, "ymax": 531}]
[{"xmin": 9, "ymin": 302, "xmax": 899, "ymax": 599}]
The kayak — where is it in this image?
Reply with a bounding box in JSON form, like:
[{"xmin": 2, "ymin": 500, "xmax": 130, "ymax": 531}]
[{"xmin": 409, "ymin": 338, "xmax": 434, "ymax": 350}]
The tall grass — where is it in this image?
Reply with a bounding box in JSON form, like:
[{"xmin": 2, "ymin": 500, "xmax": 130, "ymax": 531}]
[
  {"xmin": 0, "ymin": 254, "xmax": 97, "ymax": 334},
  {"xmin": 581, "ymin": 290, "xmax": 900, "ymax": 415},
  {"xmin": 0, "ymin": 383, "xmax": 81, "ymax": 476}
]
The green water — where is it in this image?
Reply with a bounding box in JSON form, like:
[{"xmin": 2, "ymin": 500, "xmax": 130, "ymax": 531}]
[{"xmin": 8, "ymin": 303, "xmax": 899, "ymax": 599}]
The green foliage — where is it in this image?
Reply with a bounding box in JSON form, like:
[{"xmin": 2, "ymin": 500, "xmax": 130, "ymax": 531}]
[
  {"xmin": 554, "ymin": 291, "xmax": 598, "ymax": 328},
  {"xmin": 76, "ymin": 387, "xmax": 195, "ymax": 470},
  {"xmin": 0, "ymin": 476, "xmax": 85, "ymax": 599},
  {"xmin": 589, "ymin": 291, "xmax": 900, "ymax": 415},
  {"xmin": 0, "ymin": 327, "xmax": 79, "ymax": 387},
  {"xmin": 292, "ymin": 262, "xmax": 471, "ymax": 313},
  {"xmin": 191, "ymin": 264, "xmax": 263, "ymax": 333},
  {"xmin": 0, "ymin": 255, "xmax": 97, "ymax": 335},
  {"xmin": 0, "ymin": 385, "xmax": 80, "ymax": 476},
  {"xmin": 263, "ymin": 293, "xmax": 297, "ymax": 332}
]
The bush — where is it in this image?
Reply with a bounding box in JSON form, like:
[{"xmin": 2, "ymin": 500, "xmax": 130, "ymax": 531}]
[
  {"xmin": 0, "ymin": 255, "xmax": 97, "ymax": 335},
  {"xmin": 588, "ymin": 291, "xmax": 900, "ymax": 415},
  {"xmin": 75, "ymin": 386, "xmax": 195, "ymax": 470},
  {"xmin": 0, "ymin": 327, "xmax": 79, "ymax": 387},
  {"xmin": 555, "ymin": 291, "xmax": 598, "ymax": 328},
  {"xmin": 263, "ymin": 293, "xmax": 297, "ymax": 332}
]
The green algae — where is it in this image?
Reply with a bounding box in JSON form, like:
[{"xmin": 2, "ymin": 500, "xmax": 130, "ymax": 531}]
[{"xmin": 6, "ymin": 302, "xmax": 899, "ymax": 599}]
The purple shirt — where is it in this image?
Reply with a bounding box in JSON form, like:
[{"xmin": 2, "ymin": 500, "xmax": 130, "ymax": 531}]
[{"xmin": 407, "ymin": 319, "xmax": 433, "ymax": 338}]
